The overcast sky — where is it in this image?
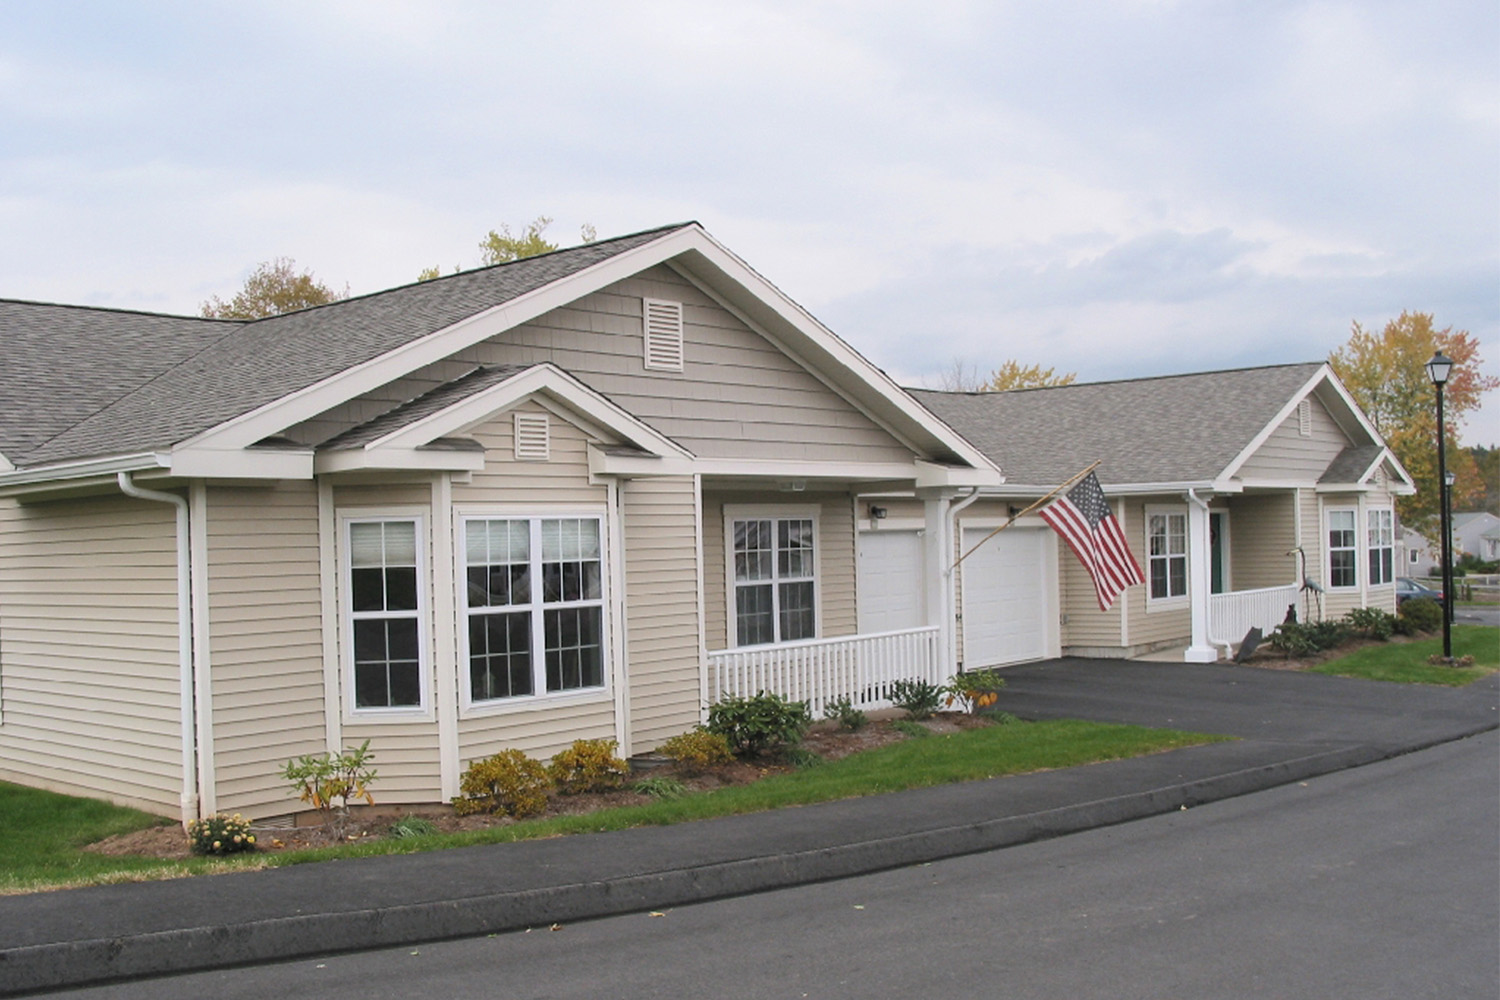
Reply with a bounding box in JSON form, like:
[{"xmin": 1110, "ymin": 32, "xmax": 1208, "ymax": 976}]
[{"xmin": 3, "ymin": 1, "xmax": 1496, "ymax": 440}]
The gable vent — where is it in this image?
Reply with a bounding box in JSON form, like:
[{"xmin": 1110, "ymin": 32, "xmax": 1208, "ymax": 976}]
[
  {"xmin": 514, "ymin": 412, "xmax": 550, "ymax": 462},
  {"xmin": 1297, "ymin": 399, "xmax": 1312, "ymax": 437},
  {"xmin": 642, "ymin": 298, "xmax": 685, "ymax": 372}
]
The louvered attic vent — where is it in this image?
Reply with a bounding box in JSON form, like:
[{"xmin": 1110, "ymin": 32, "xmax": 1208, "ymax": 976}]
[
  {"xmin": 642, "ymin": 298, "xmax": 684, "ymax": 372},
  {"xmin": 1297, "ymin": 399, "xmax": 1312, "ymax": 437},
  {"xmin": 514, "ymin": 412, "xmax": 550, "ymax": 461}
]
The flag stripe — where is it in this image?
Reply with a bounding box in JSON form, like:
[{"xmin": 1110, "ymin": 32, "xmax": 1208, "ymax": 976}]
[{"xmin": 1039, "ymin": 473, "xmax": 1144, "ymax": 612}]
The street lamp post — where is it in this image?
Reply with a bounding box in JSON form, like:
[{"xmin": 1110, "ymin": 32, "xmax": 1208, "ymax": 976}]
[{"xmin": 1425, "ymin": 351, "xmax": 1454, "ymax": 661}]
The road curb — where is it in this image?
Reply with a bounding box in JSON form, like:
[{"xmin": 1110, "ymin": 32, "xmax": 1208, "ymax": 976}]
[{"xmin": 12, "ymin": 728, "xmax": 1491, "ymax": 997}]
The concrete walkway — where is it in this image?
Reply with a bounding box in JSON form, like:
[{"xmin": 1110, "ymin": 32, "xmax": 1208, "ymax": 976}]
[{"xmin": 2, "ymin": 659, "xmax": 1495, "ymax": 996}]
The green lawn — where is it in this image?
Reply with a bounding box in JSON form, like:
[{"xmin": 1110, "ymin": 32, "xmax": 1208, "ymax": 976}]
[
  {"xmin": 1312, "ymin": 625, "xmax": 1499, "ymax": 686},
  {"xmin": 0, "ymin": 718, "xmax": 1224, "ymax": 894}
]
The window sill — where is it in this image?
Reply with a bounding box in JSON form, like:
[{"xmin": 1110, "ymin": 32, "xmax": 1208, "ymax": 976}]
[
  {"xmin": 344, "ymin": 706, "xmax": 434, "ymax": 725},
  {"xmin": 460, "ymin": 686, "xmax": 612, "ymax": 719}
]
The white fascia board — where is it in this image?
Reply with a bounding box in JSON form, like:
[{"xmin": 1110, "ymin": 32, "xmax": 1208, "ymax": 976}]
[
  {"xmin": 168, "ymin": 448, "xmax": 314, "ymax": 480},
  {"xmin": 588, "ymin": 445, "xmax": 696, "ymax": 479},
  {"xmin": 314, "ymin": 448, "xmax": 487, "ymax": 475},
  {"xmin": 0, "ymin": 451, "xmax": 165, "ymax": 494},
  {"xmin": 1313, "ymin": 368, "xmax": 1386, "ymax": 445},
  {"xmin": 971, "ymin": 479, "xmax": 1222, "ymax": 498},
  {"xmin": 178, "ymin": 229, "xmax": 714, "ymax": 455},
  {"xmin": 0, "ymin": 452, "xmax": 12, "ymax": 473},
  {"xmin": 1235, "ymin": 478, "xmax": 1315, "ymax": 490},
  {"xmin": 668, "ymin": 238, "xmax": 1001, "ymax": 478},
  {"xmin": 694, "ymin": 459, "xmax": 924, "ymax": 483},
  {"xmin": 373, "ymin": 363, "xmax": 693, "ymax": 460},
  {"xmin": 1218, "ymin": 367, "xmax": 1331, "ymax": 482},
  {"xmin": 914, "ymin": 460, "xmax": 1004, "ymax": 489}
]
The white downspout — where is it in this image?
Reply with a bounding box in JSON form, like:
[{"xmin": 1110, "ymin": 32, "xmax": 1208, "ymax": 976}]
[
  {"xmin": 1185, "ymin": 488, "xmax": 1219, "ymax": 662},
  {"xmin": 942, "ymin": 488, "xmax": 982, "ymax": 675},
  {"xmin": 118, "ymin": 472, "xmax": 199, "ymax": 826}
]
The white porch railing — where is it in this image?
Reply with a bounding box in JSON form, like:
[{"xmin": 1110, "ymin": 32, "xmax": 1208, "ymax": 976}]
[
  {"xmin": 1208, "ymin": 584, "xmax": 1300, "ymax": 646},
  {"xmin": 707, "ymin": 626, "xmax": 943, "ymax": 717}
]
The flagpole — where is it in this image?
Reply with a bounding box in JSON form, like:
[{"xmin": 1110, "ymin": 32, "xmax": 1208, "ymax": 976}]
[{"xmin": 945, "ymin": 460, "xmax": 1102, "ymax": 576}]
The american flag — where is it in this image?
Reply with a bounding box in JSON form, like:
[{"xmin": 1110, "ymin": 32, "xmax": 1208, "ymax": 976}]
[{"xmin": 1039, "ymin": 472, "xmax": 1144, "ymax": 612}]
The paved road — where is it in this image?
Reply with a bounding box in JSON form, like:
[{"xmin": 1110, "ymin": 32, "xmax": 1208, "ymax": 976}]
[
  {"xmin": 72, "ymin": 731, "xmax": 1499, "ymax": 1000},
  {"xmin": 1454, "ymin": 604, "xmax": 1499, "ymax": 627}
]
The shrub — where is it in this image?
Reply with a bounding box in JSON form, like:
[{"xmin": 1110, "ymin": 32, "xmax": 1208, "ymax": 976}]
[
  {"xmin": 389, "ymin": 815, "xmax": 437, "ymax": 839},
  {"xmin": 281, "ymin": 740, "xmax": 377, "ymax": 838},
  {"xmin": 823, "ymin": 697, "xmax": 869, "ymax": 731},
  {"xmin": 633, "ymin": 775, "xmax": 687, "ymax": 800},
  {"xmin": 547, "ymin": 738, "xmax": 629, "ymax": 794},
  {"xmin": 186, "ymin": 813, "xmax": 256, "ymax": 856},
  {"xmin": 890, "ymin": 678, "xmax": 944, "ymax": 720},
  {"xmin": 706, "ymin": 693, "xmax": 811, "ymax": 756},
  {"xmin": 782, "ymin": 746, "xmax": 824, "ymax": 769},
  {"xmin": 453, "ymin": 749, "xmax": 552, "ymax": 818},
  {"xmin": 1397, "ymin": 597, "xmax": 1443, "ymax": 635},
  {"xmin": 1268, "ymin": 620, "xmax": 1346, "ymax": 658},
  {"xmin": 945, "ymin": 668, "xmax": 1006, "ymax": 713},
  {"xmin": 657, "ymin": 729, "xmax": 735, "ymax": 772},
  {"xmin": 1343, "ymin": 606, "xmax": 1395, "ymax": 641}
]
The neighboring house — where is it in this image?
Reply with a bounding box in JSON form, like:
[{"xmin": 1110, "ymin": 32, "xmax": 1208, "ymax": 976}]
[
  {"xmin": 1452, "ymin": 512, "xmax": 1500, "ymax": 562},
  {"xmin": 0, "ymin": 223, "xmax": 1001, "ymax": 823},
  {"xmin": 1401, "ymin": 527, "xmax": 1440, "ymax": 577},
  {"xmin": 889, "ymin": 363, "xmax": 1415, "ymax": 664}
]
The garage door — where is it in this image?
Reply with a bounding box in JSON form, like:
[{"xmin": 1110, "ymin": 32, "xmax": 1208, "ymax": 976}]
[
  {"xmin": 857, "ymin": 529, "xmax": 925, "ymax": 633},
  {"xmin": 961, "ymin": 527, "xmax": 1055, "ymax": 667}
]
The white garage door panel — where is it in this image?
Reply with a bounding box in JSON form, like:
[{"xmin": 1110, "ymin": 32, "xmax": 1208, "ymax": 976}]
[
  {"xmin": 962, "ymin": 527, "xmax": 1053, "ymax": 666},
  {"xmin": 857, "ymin": 530, "xmax": 925, "ymax": 633}
]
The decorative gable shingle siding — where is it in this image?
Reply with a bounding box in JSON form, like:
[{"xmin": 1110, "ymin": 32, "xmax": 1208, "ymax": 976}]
[
  {"xmin": 622, "ymin": 476, "xmax": 703, "ymax": 748},
  {"xmin": 0, "ymin": 495, "xmax": 181, "ymax": 814},
  {"xmin": 204, "ymin": 481, "xmax": 327, "ymax": 818},
  {"xmin": 1236, "ymin": 393, "xmax": 1349, "ymax": 480}
]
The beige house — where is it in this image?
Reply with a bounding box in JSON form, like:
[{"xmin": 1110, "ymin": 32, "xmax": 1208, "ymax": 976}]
[
  {"xmin": 899, "ymin": 363, "xmax": 1415, "ymax": 665},
  {"xmin": 0, "ymin": 224, "xmax": 1001, "ymax": 823}
]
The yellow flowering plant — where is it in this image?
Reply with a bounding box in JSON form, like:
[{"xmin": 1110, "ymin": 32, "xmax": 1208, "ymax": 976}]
[
  {"xmin": 944, "ymin": 669, "xmax": 1006, "ymax": 714},
  {"xmin": 186, "ymin": 813, "xmax": 257, "ymax": 856}
]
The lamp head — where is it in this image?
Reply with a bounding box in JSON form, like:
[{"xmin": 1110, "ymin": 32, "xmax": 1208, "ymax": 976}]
[{"xmin": 1426, "ymin": 351, "xmax": 1454, "ymax": 386}]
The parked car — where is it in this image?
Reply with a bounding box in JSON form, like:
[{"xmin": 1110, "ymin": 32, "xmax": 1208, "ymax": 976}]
[{"xmin": 1395, "ymin": 577, "xmax": 1445, "ymax": 607}]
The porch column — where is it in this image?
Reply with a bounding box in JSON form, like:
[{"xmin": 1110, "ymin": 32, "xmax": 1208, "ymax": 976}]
[
  {"xmin": 922, "ymin": 495, "xmax": 952, "ymax": 673},
  {"xmin": 1185, "ymin": 492, "xmax": 1217, "ymax": 662}
]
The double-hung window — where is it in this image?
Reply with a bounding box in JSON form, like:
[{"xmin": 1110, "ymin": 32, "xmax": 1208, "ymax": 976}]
[
  {"xmin": 463, "ymin": 516, "xmax": 605, "ymax": 706},
  {"xmin": 347, "ymin": 519, "xmax": 425, "ymax": 711},
  {"xmin": 1146, "ymin": 509, "xmax": 1188, "ymax": 603},
  {"xmin": 1327, "ymin": 509, "xmax": 1357, "ymax": 588},
  {"xmin": 1367, "ymin": 509, "xmax": 1394, "ymax": 585},
  {"xmin": 731, "ymin": 514, "xmax": 816, "ymax": 646}
]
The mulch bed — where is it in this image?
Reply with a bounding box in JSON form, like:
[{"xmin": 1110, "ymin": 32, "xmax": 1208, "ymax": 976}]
[{"xmin": 84, "ymin": 713, "xmax": 994, "ymax": 861}]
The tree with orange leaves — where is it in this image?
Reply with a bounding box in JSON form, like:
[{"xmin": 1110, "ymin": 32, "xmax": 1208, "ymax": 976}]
[{"xmin": 1330, "ymin": 312, "xmax": 1498, "ymax": 536}]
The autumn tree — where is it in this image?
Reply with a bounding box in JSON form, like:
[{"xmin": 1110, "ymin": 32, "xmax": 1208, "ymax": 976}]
[
  {"xmin": 936, "ymin": 358, "xmax": 1076, "ymax": 391},
  {"xmin": 201, "ymin": 257, "xmax": 347, "ymax": 319},
  {"xmin": 420, "ymin": 218, "xmax": 597, "ymax": 280},
  {"xmin": 1329, "ymin": 311, "xmax": 1498, "ymax": 536}
]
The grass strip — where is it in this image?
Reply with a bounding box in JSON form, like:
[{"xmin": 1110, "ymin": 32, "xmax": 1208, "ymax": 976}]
[
  {"xmin": 0, "ymin": 719, "xmax": 1223, "ymax": 894},
  {"xmin": 1312, "ymin": 625, "xmax": 1497, "ymax": 686}
]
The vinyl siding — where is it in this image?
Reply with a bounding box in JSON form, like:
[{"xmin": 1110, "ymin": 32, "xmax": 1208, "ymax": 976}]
[
  {"xmin": 1122, "ymin": 498, "xmax": 1191, "ymax": 649},
  {"xmin": 0, "ymin": 494, "xmax": 182, "ymax": 815},
  {"xmin": 451, "ymin": 400, "xmax": 607, "ymax": 508},
  {"xmin": 205, "ymin": 482, "xmax": 327, "ymax": 817},
  {"xmin": 285, "ymin": 265, "xmax": 914, "ymax": 465},
  {"xmin": 703, "ymin": 491, "xmax": 856, "ymax": 652},
  {"xmin": 1226, "ymin": 493, "xmax": 1298, "ymax": 591},
  {"xmin": 1236, "ymin": 396, "xmax": 1349, "ymax": 480},
  {"xmin": 622, "ymin": 476, "xmax": 702, "ymax": 751}
]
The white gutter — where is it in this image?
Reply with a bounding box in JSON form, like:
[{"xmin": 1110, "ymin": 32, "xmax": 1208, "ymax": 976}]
[
  {"xmin": 0, "ymin": 452, "xmax": 164, "ymax": 492},
  {"xmin": 943, "ymin": 488, "xmax": 983, "ymax": 674},
  {"xmin": 118, "ymin": 472, "xmax": 199, "ymax": 827}
]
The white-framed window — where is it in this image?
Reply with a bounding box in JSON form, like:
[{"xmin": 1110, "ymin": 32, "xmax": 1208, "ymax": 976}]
[
  {"xmin": 1368, "ymin": 508, "xmax": 1394, "ymax": 585},
  {"xmin": 343, "ymin": 516, "xmax": 428, "ymax": 714},
  {"xmin": 726, "ymin": 508, "xmax": 818, "ymax": 646},
  {"xmin": 1327, "ymin": 508, "xmax": 1358, "ymax": 589},
  {"xmin": 1146, "ymin": 507, "xmax": 1188, "ymax": 605},
  {"xmin": 1409, "ymin": 548, "xmax": 1420, "ymax": 565},
  {"xmin": 460, "ymin": 515, "xmax": 607, "ymax": 707}
]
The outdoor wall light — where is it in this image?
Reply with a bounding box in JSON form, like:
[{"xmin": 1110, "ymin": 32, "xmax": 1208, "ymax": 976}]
[{"xmin": 868, "ymin": 505, "xmax": 888, "ymax": 520}]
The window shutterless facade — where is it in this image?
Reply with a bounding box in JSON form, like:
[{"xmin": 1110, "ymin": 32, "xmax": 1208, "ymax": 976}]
[
  {"xmin": 1146, "ymin": 509, "xmax": 1188, "ymax": 604},
  {"xmin": 344, "ymin": 517, "xmax": 428, "ymax": 713},
  {"xmin": 1367, "ymin": 508, "xmax": 1394, "ymax": 585},
  {"xmin": 729, "ymin": 513, "xmax": 816, "ymax": 646},
  {"xmin": 1327, "ymin": 508, "xmax": 1357, "ymax": 589},
  {"xmin": 461, "ymin": 515, "xmax": 606, "ymax": 707}
]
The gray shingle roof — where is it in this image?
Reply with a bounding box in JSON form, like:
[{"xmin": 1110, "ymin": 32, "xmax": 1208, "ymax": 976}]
[
  {"xmin": 3, "ymin": 224, "xmax": 691, "ymax": 468},
  {"xmin": 1318, "ymin": 444, "xmax": 1384, "ymax": 484},
  {"xmin": 321, "ymin": 365, "xmax": 537, "ymax": 450},
  {"xmin": 909, "ymin": 362, "xmax": 1326, "ymax": 487}
]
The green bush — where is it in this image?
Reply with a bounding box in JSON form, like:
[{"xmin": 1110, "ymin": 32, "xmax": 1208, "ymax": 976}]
[
  {"xmin": 1343, "ymin": 606, "xmax": 1395, "ymax": 641},
  {"xmin": 633, "ymin": 775, "xmax": 687, "ymax": 800},
  {"xmin": 547, "ymin": 738, "xmax": 629, "ymax": 794},
  {"xmin": 706, "ymin": 693, "xmax": 811, "ymax": 756},
  {"xmin": 1397, "ymin": 597, "xmax": 1443, "ymax": 635},
  {"xmin": 389, "ymin": 815, "xmax": 437, "ymax": 839},
  {"xmin": 1268, "ymin": 620, "xmax": 1348, "ymax": 657},
  {"xmin": 890, "ymin": 678, "xmax": 944, "ymax": 720},
  {"xmin": 453, "ymin": 749, "xmax": 552, "ymax": 818},
  {"xmin": 186, "ymin": 813, "xmax": 256, "ymax": 856},
  {"xmin": 782, "ymin": 747, "xmax": 824, "ymax": 769},
  {"xmin": 657, "ymin": 728, "xmax": 735, "ymax": 772},
  {"xmin": 823, "ymin": 697, "xmax": 869, "ymax": 731},
  {"xmin": 281, "ymin": 739, "xmax": 377, "ymax": 838}
]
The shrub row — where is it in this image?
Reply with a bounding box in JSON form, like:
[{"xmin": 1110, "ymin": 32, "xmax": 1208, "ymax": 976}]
[{"xmin": 1269, "ymin": 599, "xmax": 1443, "ymax": 657}]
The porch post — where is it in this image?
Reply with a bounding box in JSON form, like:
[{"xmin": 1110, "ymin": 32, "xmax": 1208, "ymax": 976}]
[
  {"xmin": 1185, "ymin": 491, "xmax": 1218, "ymax": 662},
  {"xmin": 922, "ymin": 495, "xmax": 952, "ymax": 673}
]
